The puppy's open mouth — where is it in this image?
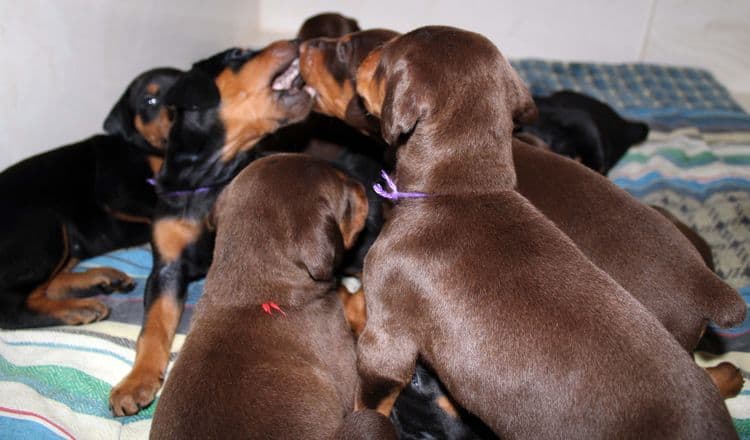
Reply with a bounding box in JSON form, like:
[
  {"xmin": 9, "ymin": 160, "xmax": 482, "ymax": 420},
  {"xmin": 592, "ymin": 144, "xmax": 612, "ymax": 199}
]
[{"xmin": 271, "ymin": 58, "xmax": 316, "ymax": 97}]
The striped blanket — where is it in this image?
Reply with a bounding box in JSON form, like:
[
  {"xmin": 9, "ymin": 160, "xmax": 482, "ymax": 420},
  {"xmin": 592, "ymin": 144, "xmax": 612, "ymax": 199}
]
[{"xmin": 2, "ymin": 62, "xmax": 750, "ymax": 438}]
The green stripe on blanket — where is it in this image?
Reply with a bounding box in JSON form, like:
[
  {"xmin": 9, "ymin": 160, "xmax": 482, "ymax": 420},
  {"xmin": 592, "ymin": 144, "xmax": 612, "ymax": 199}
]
[{"xmin": 0, "ymin": 355, "xmax": 155, "ymax": 423}]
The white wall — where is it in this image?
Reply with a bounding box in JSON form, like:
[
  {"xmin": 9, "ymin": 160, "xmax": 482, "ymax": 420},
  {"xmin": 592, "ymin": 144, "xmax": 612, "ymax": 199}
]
[
  {"xmin": 0, "ymin": 0, "xmax": 260, "ymax": 170},
  {"xmin": 258, "ymin": 0, "xmax": 750, "ymax": 94},
  {"xmin": 3, "ymin": 0, "xmax": 749, "ymax": 170}
]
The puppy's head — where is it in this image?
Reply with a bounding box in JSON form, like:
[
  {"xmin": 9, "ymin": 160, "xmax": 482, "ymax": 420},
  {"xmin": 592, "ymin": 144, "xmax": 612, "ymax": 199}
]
[
  {"xmin": 300, "ymin": 29, "xmax": 399, "ymax": 132},
  {"xmin": 356, "ymin": 26, "xmax": 537, "ymax": 145},
  {"xmin": 103, "ymin": 67, "xmax": 183, "ymax": 153},
  {"xmin": 297, "ymin": 12, "xmax": 360, "ymax": 41},
  {"xmin": 158, "ymin": 41, "xmax": 315, "ymax": 191},
  {"xmin": 215, "ymin": 154, "xmax": 369, "ymax": 296}
]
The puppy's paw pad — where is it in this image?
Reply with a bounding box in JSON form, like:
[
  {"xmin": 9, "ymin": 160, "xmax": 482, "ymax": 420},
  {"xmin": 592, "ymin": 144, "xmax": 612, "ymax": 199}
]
[{"xmin": 109, "ymin": 375, "xmax": 161, "ymax": 417}]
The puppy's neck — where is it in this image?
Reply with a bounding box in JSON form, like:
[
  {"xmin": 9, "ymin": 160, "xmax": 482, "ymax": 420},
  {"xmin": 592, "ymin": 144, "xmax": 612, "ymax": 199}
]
[{"xmin": 395, "ymin": 119, "xmax": 516, "ymax": 196}]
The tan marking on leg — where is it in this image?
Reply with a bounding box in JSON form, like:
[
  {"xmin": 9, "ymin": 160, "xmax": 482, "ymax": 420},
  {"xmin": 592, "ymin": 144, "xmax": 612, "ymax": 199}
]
[
  {"xmin": 153, "ymin": 218, "xmax": 202, "ymax": 263},
  {"xmin": 26, "ymin": 285, "xmax": 110, "ymax": 325},
  {"xmin": 47, "ymin": 267, "xmax": 134, "ymax": 299},
  {"xmin": 109, "ymin": 295, "xmax": 182, "ymax": 416}
]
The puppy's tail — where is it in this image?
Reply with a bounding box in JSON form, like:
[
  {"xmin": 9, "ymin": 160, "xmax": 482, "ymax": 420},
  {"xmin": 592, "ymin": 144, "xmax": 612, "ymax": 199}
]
[{"xmin": 331, "ymin": 410, "xmax": 398, "ymax": 440}]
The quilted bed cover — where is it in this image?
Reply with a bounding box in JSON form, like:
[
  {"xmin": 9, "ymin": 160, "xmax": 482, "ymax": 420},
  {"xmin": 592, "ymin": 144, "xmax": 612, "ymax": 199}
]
[{"xmin": 2, "ymin": 60, "xmax": 750, "ymax": 439}]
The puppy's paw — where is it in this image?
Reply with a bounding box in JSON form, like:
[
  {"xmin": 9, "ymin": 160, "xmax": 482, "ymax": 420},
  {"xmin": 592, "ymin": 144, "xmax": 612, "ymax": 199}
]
[
  {"xmin": 88, "ymin": 268, "xmax": 136, "ymax": 294},
  {"xmin": 707, "ymin": 362, "xmax": 745, "ymax": 399},
  {"xmin": 109, "ymin": 373, "xmax": 162, "ymax": 417},
  {"xmin": 54, "ymin": 299, "xmax": 110, "ymax": 325}
]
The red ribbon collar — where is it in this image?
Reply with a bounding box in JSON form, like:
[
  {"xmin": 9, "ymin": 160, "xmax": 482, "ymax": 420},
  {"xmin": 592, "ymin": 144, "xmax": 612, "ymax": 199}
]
[{"xmin": 261, "ymin": 302, "xmax": 286, "ymax": 317}]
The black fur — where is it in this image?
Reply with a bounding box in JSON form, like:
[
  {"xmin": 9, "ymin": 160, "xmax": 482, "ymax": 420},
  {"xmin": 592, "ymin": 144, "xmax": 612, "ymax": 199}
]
[{"xmin": 0, "ymin": 67, "xmax": 182, "ymax": 329}]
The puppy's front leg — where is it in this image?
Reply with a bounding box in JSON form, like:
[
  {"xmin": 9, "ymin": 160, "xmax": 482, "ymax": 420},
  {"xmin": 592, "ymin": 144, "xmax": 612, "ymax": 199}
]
[
  {"xmin": 109, "ymin": 217, "xmax": 202, "ymax": 416},
  {"xmin": 355, "ymin": 322, "xmax": 418, "ymax": 417}
]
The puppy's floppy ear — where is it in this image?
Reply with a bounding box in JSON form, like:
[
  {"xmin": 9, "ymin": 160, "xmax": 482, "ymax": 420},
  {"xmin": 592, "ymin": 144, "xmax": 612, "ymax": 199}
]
[
  {"xmin": 299, "ymin": 215, "xmax": 343, "ymax": 282},
  {"xmin": 298, "ymin": 175, "xmax": 368, "ymax": 281},
  {"xmin": 337, "ymin": 178, "xmax": 369, "ymax": 249},
  {"xmin": 381, "ymin": 71, "xmax": 425, "ymax": 145},
  {"xmin": 164, "ymin": 70, "xmax": 220, "ymax": 110},
  {"xmin": 506, "ymin": 67, "xmax": 538, "ymax": 125},
  {"xmin": 103, "ymin": 89, "xmax": 133, "ymax": 138}
]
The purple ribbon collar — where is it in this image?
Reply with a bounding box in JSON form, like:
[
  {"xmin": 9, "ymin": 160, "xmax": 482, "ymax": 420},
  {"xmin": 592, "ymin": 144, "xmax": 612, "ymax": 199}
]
[
  {"xmin": 373, "ymin": 171, "xmax": 428, "ymax": 201},
  {"xmin": 147, "ymin": 178, "xmax": 212, "ymax": 197}
]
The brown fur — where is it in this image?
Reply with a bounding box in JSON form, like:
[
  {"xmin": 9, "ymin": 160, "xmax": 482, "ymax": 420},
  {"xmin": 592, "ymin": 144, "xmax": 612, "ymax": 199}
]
[
  {"xmin": 297, "ymin": 12, "xmax": 361, "ymax": 41},
  {"xmin": 150, "ymin": 154, "xmax": 369, "ymax": 438},
  {"xmin": 301, "ymin": 25, "xmax": 745, "ymax": 355},
  {"xmin": 351, "ymin": 26, "xmax": 736, "ymax": 438},
  {"xmin": 332, "ymin": 409, "xmax": 398, "ymax": 440}
]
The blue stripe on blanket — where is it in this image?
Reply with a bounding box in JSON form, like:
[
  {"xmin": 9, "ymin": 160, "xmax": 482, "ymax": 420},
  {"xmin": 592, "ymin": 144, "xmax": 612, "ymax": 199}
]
[
  {"xmin": 612, "ymin": 173, "xmax": 750, "ymax": 200},
  {"xmin": 0, "ymin": 337, "xmax": 133, "ymax": 366},
  {"xmin": 0, "ymin": 416, "xmax": 65, "ymax": 440}
]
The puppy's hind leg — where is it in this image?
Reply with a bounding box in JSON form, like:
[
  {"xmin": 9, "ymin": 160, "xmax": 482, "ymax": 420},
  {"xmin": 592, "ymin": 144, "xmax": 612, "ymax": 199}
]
[{"xmin": 355, "ymin": 322, "xmax": 418, "ymax": 417}]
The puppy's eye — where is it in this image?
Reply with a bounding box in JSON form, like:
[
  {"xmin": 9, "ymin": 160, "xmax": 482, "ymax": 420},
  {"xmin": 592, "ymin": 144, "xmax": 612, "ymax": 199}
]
[
  {"xmin": 226, "ymin": 47, "xmax": 254, "ymax": 62},
  {"xmin": 336, "ymin": 41, "xmax": 351, "ymax": 63},
  {"xmin": 144, "ymin": 95, "xmax": 159, "ymax": 106}
]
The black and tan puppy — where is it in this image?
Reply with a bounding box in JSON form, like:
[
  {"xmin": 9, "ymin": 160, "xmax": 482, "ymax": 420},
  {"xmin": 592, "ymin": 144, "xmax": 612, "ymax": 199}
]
[
  {"xmin": 0, "ymin": 67, "xmax": 181, "ymax": 329},
  {"xmin": 109, "ymin": 41, "xmax": 316, "ymax": 416},
  {"xmin": 350, "ymin": 26, "xmax": 737, "ymax": 438},
  {"xmin": 518, "ymin": 90, "xmax": 650, "ymax": 173},
  {"xmin": 150, "ymin": 154, "xmax": 368, "ymax": 438}
]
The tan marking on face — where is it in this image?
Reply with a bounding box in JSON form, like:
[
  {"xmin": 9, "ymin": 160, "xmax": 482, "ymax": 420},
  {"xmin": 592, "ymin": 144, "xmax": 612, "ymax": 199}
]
[
  {"xmin": 337, "ymin": 283, "xmax": 367, "ymax": 337},
  {"xmin": 146, "ymin": 155, "xmax": 164, "ymax": 176},
  {"xmin": 299, "ymin": 41, "xmax": 355, "ymax": 119},
  {"xmin": 215, "ymin": 41, "xmax": 298, "ymax": 162},
  {"xmin": 153, "ymin": 218, "xmax": 202, "ymax": 263},
  {"xmin": 436, "ymin": 395, "xmax": 460, "ymax": 418},
  {"xmin": 134, "ymin": 107, "xmax": 171, "ymax": 149},
  {"xmin": 355, "ymin": 47, "xmax": 385, "ymax": 117},
  {"xmin": 146, "ymin": 83, "xmax": 160, "ymax": 95},
  {"xmin": 375, "ymin": 388, "xmax": 402, "ymax": 417}
]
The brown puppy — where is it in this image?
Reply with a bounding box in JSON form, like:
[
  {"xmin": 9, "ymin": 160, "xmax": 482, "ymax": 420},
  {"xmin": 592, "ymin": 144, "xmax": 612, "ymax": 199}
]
[
  {"xmin": 150, "ymin": 154, "xmax": 369, "ymax": 438},
  {"xmin": 297, "ymin": 12, "xmax": 361, "ymax": 41},
  {"xmin": 300, "ymin": 28, "xmax": 745, "ymax": 355},
  {"xmin": 350, "ymin": 26, "xmax": 737, "ymax": 438}
]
